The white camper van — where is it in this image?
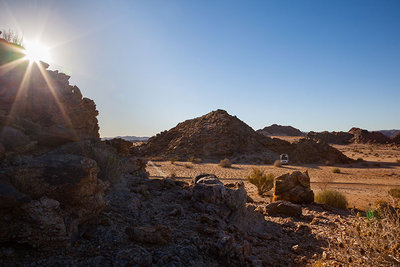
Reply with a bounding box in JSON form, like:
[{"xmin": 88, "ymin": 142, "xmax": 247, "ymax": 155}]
[{"xmin": 280, "ymin": 154, "xmax": 289, "ymax": 165}]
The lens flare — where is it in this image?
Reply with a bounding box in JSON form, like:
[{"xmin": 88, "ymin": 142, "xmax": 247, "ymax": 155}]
[{"xmin": 24, "ymin": 40, "xmax": 51, "ymax": 63}]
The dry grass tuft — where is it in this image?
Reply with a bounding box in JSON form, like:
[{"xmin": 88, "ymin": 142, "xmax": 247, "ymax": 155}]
[
  {"xmin": 219, "ymin": 158, "xmax": 232, "ymax": 168},
  {"xmin": 332, "ymin": 168, "xmax": 341, "ymax": 174},
  {"xmin": 247, "ymin": 168, "xmax": 274, "ymax": 196},
  {"xmin": 315, "ymin": 189, "xmax": 348, "ymax": 209}
]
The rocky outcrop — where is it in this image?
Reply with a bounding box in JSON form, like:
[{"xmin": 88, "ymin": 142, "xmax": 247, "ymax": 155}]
[
  {"xmin": 391, "ymin": 132, "xmax": 400, "ymax": 145},
  {"xmin": 290, "ymin": 138, "xmax": 353, "ymax": 164},
  {"xmin": 137, "ymin": 109, "xmax": 351, "ymax": 164},
  {"xmin": 349, "ymin": 128, "xmax": 391, "ymax": 144},
  {"xmin": 306, "ymin": 131, "xmax": 353, "ymax": 145},
  {"xmin": 0, "ymin": 40, "xmax": 99, "ymax": 154},
  {"xmin": 137, "ymin": 109, "xmax": 281, "ymax": 162},
  {"xmin": 273, "ymin": 171, "xmax": 314, "ymax": 204},
  {"xmin": 0, "ymin": 39, "xmax": 147, "ymax": 251},
  {"xmin": 0, "ymin": 154, "xmax": 109, "ymax": 248},
  {"xmin": 257, "ymin": 124, "xmax": 304, "ymax": 137}
]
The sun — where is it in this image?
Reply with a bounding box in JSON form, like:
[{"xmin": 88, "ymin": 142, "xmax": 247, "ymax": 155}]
[{"xmin": 24, "ymin": 40, "xmax": 51, "ymax": 63}]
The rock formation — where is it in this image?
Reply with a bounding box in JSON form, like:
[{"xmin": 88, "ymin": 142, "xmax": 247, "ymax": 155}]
[
  {"xmin": 137, "ymin": 109, "xmax": 352, "ymax": 164},
  {"xmin": 0, "ymin": 38, "xmax": 147, "ymax": 250},
  {"xmin": 306, "ymin": 131, "xmax": 353, "ymax": 145},
  {"xmin": 257, "ymin": 124, "xmax": 305, "ymax": 137},
  {"xmin": 273, "ymin": 171, "xmax": 314, "ymax": 204},
  {"xmin": 349, "ymin": 127, "xmax": 391, "ymax": 144},
  {"xmin": 392, "ymin": 132, "xmax": 400, "ymax": 144}
]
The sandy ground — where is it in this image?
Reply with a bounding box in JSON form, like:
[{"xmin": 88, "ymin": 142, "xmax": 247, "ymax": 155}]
[{"xmin": 146, "ymin": 142, "xmax": 400, "ymax": 210}]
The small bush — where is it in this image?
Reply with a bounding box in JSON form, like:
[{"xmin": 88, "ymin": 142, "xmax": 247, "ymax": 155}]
[
  {"xmin": 170, "ymin": 172, "xmax": 177, "ymax": 179},
  {"xmin": 315, "ymin": 189, "xmax": 348, "ymax": 209},
  {"xmin": 388, "ymin": 188, "xmax": 400, "ymax": 198},
  {"xmin": 357, "ymin": 157, "xmax": 364, "ymax": 162},
  {"xmin": 247, "ymin": 168, "xmax": 274, "ymax": 195},
  {"xmin": 219, "ymin": 158, "xmax": 231, "ymax": 168},
  {"xmin": 332, "ymin": 168, "xmax": 341, "ymax": 174},
  {"xmin": 274, "ymin": 160, "xmax": 282, "ymax": 167}
]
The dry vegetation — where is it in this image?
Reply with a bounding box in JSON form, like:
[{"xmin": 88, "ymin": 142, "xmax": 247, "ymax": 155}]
[
  {"xmin": 247, "ymin": 168, "xmax": 274, "ymax": 195},
  {"xmin": 315, "ymin": 189, "xmax": 348, "ymax": 209}
]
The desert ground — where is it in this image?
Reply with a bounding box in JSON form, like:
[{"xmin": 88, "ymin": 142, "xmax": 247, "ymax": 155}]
[{"xmin": 147, "ymin": 141, "xmax": 400, "ymax": 210}]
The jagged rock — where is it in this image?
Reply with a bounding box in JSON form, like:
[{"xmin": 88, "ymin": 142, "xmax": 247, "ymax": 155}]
[
  {"xmin": 392, "ymin": 132, "xmax": 400, "ymax": 144},
  {"xmin": 105, "ymin": 138, "xmax": 132, "ymax": 156},
  {"xmin": 17, "ymin": 197, "xmax": 68, "ymax": 248},
  {"xmin": 137, "ymin": 109, "xmax": 351, "ymax": 164},
  {"xmin": 257, "ymin": 124, "xmax": 304, "ymax": 137},
  {"xmin": 291, "ymin": 139, "xmax": 353, "ymax": 164},
  {"xmin": 126, "ymin": 225, "xmax": 172, "ymax": 245},
  {"xmin": 122, "ymin": 157, "xmax": 148, "ymax": 177},
  {"xmin": 306, "ymin": 131, "xmax": 353, "ymax": 145},
  {"xmin": 349, "ymin": 127, "xmax": 391, "ymax": 144},
  {"xmin": 0, "ymin": 41, "xmax": 100, "ymax": 153},
  {"xmin": 0, "ymin": 154, "xmax": 108, "ymax": 248},
  {"xmin": 264, "ymin": 201, "xmax": 302, "ymax": 217},
  {"xmin": 0, "ymin": 180, "xmax": 30, "ymax": 209},
  {"xmin": 192, "ymin": 175, "xmax": 247, "ymax": 211},
  {"xmin": 0, "ymin": 126, "xmax": 31, "ymax": 151},
  {"xmin": 273, "ymin": 171, "xmax": 314, "ymax": 204}
]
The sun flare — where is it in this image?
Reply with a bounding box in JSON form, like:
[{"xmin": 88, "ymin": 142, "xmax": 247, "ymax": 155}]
[{"xmin": 24, "ymin": 41, "xmax": 51, "ymax": 63}]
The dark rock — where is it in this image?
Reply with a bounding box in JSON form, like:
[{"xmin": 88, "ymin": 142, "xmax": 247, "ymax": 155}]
[
  {"xmin": 126, "ymin": 225, "xmax": 172, "ymax": 245},
  {"xmin": 257, "ymin": 124, "xmax": 304, "ymax": 137},
  {"xmin": 264, "ymin": 201, "xmax": 302, "ymax": 217},
  {"xmin": 273, "ymin": 171, "xmax": 314, "ymax": 204}
]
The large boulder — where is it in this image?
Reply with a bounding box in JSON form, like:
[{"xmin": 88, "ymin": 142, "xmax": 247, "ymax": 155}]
[
  {"xmin": 264, "ymin": 200, "xmax": 302, "ymax": 217},
  {"xmin": 273, "ymin": 171, "xmax": 314, "ymax": 204},
  {"xmin": 192, "ymin": 174, "xmax": 247, "ymax": 212},
  {"xmin": 0, "ymin": 154, "xmax": 109, "ymax": 248}
]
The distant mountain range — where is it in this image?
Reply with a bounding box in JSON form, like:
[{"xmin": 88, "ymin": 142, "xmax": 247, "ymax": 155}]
[{"xmin": 102, "ymin": 136, "xmax": 149, "ymax": 142}]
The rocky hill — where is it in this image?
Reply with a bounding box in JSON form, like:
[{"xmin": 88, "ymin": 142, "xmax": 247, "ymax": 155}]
[
  {"xmin": 379, "ymin": 129, "xmax": 400, "ymax": 138},
  {"xmin": 308, "ymin": 128, "xmax": 398, "ymax": 145},
  {"xmin": 137, "ymin": 110, "xmax": 352, "ymax": 164},
  {"xmin": 392, "ymin": 132, "xmax": 400, "ymax": 144},
  {"xmin": 349, "ymin": 127, "xmax": 392, "ymax": 144},
  {"xmin": 306, "ymin": 131, "xmax": 353, "ymax": 145},
  {"xmin": 257, "ymin": 124, "xmax": 304, "ymax": 137}
]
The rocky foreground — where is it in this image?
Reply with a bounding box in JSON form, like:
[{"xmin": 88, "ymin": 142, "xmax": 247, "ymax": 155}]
[{"xmin": 2, "ymin": 172, "xmax": 399, "ymax": 266}]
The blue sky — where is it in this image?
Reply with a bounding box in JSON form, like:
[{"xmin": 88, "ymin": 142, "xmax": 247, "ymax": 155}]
[{"xmin": 1, "ymin": 0, "xmax": 399, "ymax": 136}]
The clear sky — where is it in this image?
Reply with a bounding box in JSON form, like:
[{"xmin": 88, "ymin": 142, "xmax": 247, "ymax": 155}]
[{"xmin": 1, "ymin": 0, "xmax": 399, "ymax": 137}]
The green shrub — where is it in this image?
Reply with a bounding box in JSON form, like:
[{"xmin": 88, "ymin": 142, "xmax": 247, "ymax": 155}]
[
  {"xmin": 315, "ymin": 189, "xmax": 348, "ymax": 209},
  {"xmin": 274, "ymin": 160, "xmax": 282, "ymax": 167},
  {"xmin": 247, "ymin": 168, "xmax": 274, "ymax": 195},
  {"xmin": 388, "ymin": 188, "xmax": 400, "ymax": 198},
  {"xmin": 332, "ymin": 168, "xmax": 341, "ymax": 174},
  {"xmin": 219, "ymin": 158, "xmax": 231, "ymax": 168}
]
